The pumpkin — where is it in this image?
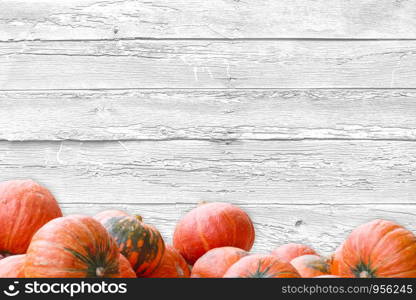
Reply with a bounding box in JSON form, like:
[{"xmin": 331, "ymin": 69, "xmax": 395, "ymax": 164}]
[
  {"xmin": 328, "ymin": 246, "xmax": 342, "ymax": 276},
  {"xmin": 192, "ymin": 247, "xmax": 248, "ymax": 278},
  {"xmin": 0, "ymin": 255, "xmax": 25, "ymax": 278},
  {"xmin": 148, "ymin": 245, "xmax": 190, "ymax": 278},
  {"xmin": 0, "ymin": 180, "xmax": 62, "ymax": 255},
  {"xmin": 271, "ymin": 243, "xmax": 317, "ymax": 263},
  {"xmin": 223, "ymin": 254, "xmax": 300, "ymax": 278},
  {"xmin": 25, "ymin": 215, "xmax": 120, "ymax": 278},
  {"xmin": 338, "ymin": 219, "xmax": 416, "ymax": 278},
  {"xmin": 173, "ymin": 202, "xmax": 255, "ymax": 264},
  {"xmin": 118, "ymin": 254, "xmax": 136, "ymax": 278},
  {"xmin": 290, "ymin": 255, "xmax": 331, "ymax": 278},
  {"xmin": 94, "ymin": 210, "xmax": 165, "ymax": 277}
]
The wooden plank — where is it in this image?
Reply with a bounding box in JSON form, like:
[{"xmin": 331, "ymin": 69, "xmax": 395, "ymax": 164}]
[
  {"xmin": 1, "ymin": 40, "xmax": 416, "ymax": 89},
  {"xmin": 61, "ymin": 203, "xmax": 416, "ymax": 254},
  {"xmin": 1, "ymin": 140, "xmax": 415, "ymax": 205},
  {"xmin": 1, "ymin": 0, "xmax": 416, "ymax": 40},
  {"xmin": 2, "ymin": 89, "xmax": 416, "ymax": 141}
]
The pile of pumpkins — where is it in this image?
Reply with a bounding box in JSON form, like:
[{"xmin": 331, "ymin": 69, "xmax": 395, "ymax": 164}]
[{"xmin": 1, "ymin": 179, "xmax": 416, "ymax": 278}]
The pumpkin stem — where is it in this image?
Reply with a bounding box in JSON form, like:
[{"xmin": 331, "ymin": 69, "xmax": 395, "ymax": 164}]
[
  {"xmin": 135, "ymin": 215, "xmax": 143, "ymax": 222},
  {"xmin": 96, "ymin": 267, "xmax": 105, "ymax": 277},
  {"xmin": 359, "ymin": 271, "xmax": 370, "ymax": 278}
]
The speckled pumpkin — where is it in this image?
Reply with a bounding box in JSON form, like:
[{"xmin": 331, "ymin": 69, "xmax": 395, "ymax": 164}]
[{"xmin": 95, "ymin": 210, "xmax": 165, "ymax": 277}]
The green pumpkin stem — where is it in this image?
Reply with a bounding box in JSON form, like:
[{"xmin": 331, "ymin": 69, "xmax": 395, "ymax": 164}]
[{"xmin": 135, "ymin": 215, "xmax": 143, "ymax": 222}]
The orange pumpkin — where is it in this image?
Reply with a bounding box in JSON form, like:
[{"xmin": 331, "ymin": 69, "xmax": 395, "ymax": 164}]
[
  {"xmin": 223, "ymin": 254, "xmax": 300, "ymax": 278},
  {"xmin": 0, "ymin": 255, "xmax": 25, "ymax": 278},
  {"xmin": 338, "ymin": 219, "xmax": 416, "ymax": 278},
  {"xmin": 173, "ymin": 202, "xmax": 255, "ymax": 265},
  {"xmin": 95, "ymin": 210, "xmax": 165, "ymax": 277},
  {"xmin": 290, "ymin": 255, "xmax": 331, "ymax": 278},
  {"xmin": 118, "ymin": 254, "xmax": 136, "ymax": 278},
  {"xmin": 148, "ymin": 245, "xmax": 190, "ymax": 278},
  {"xmin": 192, "ymin": 247, "xmax": 248, "ymax": 278},
  {"xmin": 328, "ymin": 246, "xmax": 342, "ymax": 276},
  {"xmin": 25, "ymin": 215, "xmax": 120, "ymax": 278},
  {"xmin": 271, "ymin": 243, "xmax": 317, "ymax": 263},
  {"xmin": 0, "ymin": 180, "xmax": 62, "ymax": 255}
]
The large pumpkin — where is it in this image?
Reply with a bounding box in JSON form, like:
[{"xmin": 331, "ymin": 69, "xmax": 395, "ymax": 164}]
[
  {"xmin": 290, "ymin": 255, "xmax": 331, "ymax": 278},
  {"xmin": 118, "ymin": 254, "xmax": 136, "ymax": 278},
  {"xmin": 148, "ymin": 245, "xmax": 190, "ymax": 278},
  {"xmin": 271, "ymin": 243, "xmax": 317, "ymax": 263},
  {"xmin": 94, "ymin": 210, "xmax": 165, "ymax": 277},
  {"xmin": 338, "ymin": 219, "xmax": 416, "ymax": 278},
  {"xmin": 0, "ymin": 180, "xmax": 62, "ymax": 255},
  {"xmin": 0, "ymin": 255, "xmax": 25, "ymax": 278},
  {"xmin": 192, "ymin": 247, "xmax": 248, "ymax": 278},
  {"xmin": 173, "ymin": 202, "xmax": 255, "ymax": 264},
  {"xmin": 25, "ymin": 215, "xmax": 120, "ymax": 278},
  {"xmin": 223, "ymin": 254, "xmax": 300, "ymax": 278}
]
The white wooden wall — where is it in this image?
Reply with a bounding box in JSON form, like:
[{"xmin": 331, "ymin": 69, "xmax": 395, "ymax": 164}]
[{"xmin": 1, "ymin": 0, "xmax": 416, "ymax": 255}]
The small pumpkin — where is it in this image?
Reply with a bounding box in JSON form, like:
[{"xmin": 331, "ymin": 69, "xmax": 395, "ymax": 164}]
[
  {"xmin": 94, "ymin": 210, "xmax": 165, "ymax": 277},
  {"xmin": 173, "ymin": 202, "xmax": 255, "ymax": 265},
  {"xmin": 0, "ymin": 255, "xmax": 25, "ymax": 278},
  {"xmin": 328, "ymin": 246, "xmax": 342, "ymax": 276},
  {"xmin": 148, "ymin": 245, "xmax": 190, "ymax": 278},
  {"xmin": 25, "ymin": 215, "xmax": 120, "ymax": 278},
  {"xmin": 338, "ymin": 219, "xmax": 416, "ymax": 278},
  {"xmin": 192, "ymin": 247, "xmax": 248, "ymax": 278},
  {"xmin": 271, "ymin": 243, "xmax": 317, "ymax": 263},
  {"xmin": 0, "ymin": 180, "xmax": 62, "ymax": 255},
  {"xmin": 223, "ymin": 254, "xmax": 300, "ymax": 278},
  {"xmin": 118, "ymin": 254, "xmax": 136, "ymax": 278},
  {"xmin": 290, "ymin": 255, "xmax": 331, "ymax": 278}
]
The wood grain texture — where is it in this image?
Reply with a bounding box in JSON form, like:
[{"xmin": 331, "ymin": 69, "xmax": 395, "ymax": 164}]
[
  {"xmin": 1, "ymin": 140, "xmax": 415, "ymax": 205},
  {"xmin": 2, "ymin": 89, "xmax": 416, "ymax": 141},
  {"xmin": 61, "ymin": 202, "xmax": 416, "ymax": 254},
  {"xmin": 1, "ymin": 40, "xmax": 416, "ymax": 89},
  {"xmin": 1, "ymin": 0, "xmax": 416, "ymax": 40}
]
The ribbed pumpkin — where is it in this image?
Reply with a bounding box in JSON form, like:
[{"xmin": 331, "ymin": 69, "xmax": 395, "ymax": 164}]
[
  {"xmin": 173, "ymin": 202, "xmax": 255, "ymax": 265},
  {"xmin": 290, "ymin": 255, "xmax": 331, "ymax": 278},
  {"xmin": 25, "ymin": 215, "xmax": 120, "ymax": 278},
  {"xmin": 0, "ymin": 180, "xmax": 62, "ymax": 255},
  {"xmin": 148, "ymin": 245, "xmax": 190, "ymax": 278},
  {"xmin": 94, "ymin": 210, "xmax": 165, "ymax": 277},
  {"xmin": 0, "ymin": 255, "xmax": 25, "ymax": 278},
  {"xmin": 118, "ymin": 254, "xmax": 136, "ymax": 278},
  {"xmin": 338, "ymin": 219, "xmax": 416, "ymax": 278},
  {"xmin": 271, "ymin": 243, "xmax": 317, "ymax": 263},
  {"xmin": 223, "ymin": 254, "xmax": 300, "ymax": 278},
  {"xmin": 192, "ymin": 247, "xmax": 248, "ymax": 278}
]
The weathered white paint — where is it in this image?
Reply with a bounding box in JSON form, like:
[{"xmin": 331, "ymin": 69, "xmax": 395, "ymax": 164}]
[
  {"xmin": 1, "ymin": 0, "xmax": 416, "ymax": 40},
  {"xmin": 1, "ymin": 89, "xmax": 416, "ymax": 141},
  {"xmin": 61, "ymin": 202, "xmax": 416, "ymax": 255},
  {"xmin": 0, "ymin": 140, "xmax": 415, "ymax": 205},
  {"xmin": 1, "ymin": 40, "xmax": 416, "ymax": 89}
]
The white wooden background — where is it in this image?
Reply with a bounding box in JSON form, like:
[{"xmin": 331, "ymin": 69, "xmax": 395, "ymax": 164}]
[{"xmin": 1, "ymin": 0, "xmax": 416, "ymax": 255}]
